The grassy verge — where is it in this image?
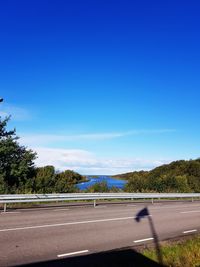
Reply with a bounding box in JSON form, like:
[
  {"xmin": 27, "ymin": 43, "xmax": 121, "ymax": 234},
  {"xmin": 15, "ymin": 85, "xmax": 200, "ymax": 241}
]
[{"xmin": 142, "ymin": 235, "xmax": 200, "ymax": 267}]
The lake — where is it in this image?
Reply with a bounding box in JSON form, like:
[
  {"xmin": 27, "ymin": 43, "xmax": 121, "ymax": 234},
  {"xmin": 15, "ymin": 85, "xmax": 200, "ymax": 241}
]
[{"xmin": 77, "ymin": 175, "xmax": 127, "ymax": 190}]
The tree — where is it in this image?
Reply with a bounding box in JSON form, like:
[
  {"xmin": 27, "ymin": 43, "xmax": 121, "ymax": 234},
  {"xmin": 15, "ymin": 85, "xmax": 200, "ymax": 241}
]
[
  {"xmin": 125, "ymin": 172, "xmax": 148, "ymax": 192},
  {"xmin": 55, "ymin": 170, "xmax": 83, "ymax": 193},
  {"xmin": 0, "ymin": 116, "xmax": 36, "ymax": 193},
  {"xmin": 86, "ymin": 181, "xmax": 109, "ymax": 192},
  {"xmin": 33, "ymin": 166, "xmax": 56, "ymax": 193}
]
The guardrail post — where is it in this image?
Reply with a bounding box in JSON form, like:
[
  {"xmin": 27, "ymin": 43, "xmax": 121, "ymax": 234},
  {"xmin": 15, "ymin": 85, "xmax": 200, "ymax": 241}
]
[
  {"xmin": 151, "ymin": 198, "xmax": 154, "ymax": 204},
  {"xmin": 192, "ymin": 197, "xmax": 194, "ymax": 202},
  {"xmin": 4, "ymin": 203, "xmax": 7, "ymax": 212},
  {"xmin": 94, "ymin": 200, "xmax": 96, "ymax": 208}
]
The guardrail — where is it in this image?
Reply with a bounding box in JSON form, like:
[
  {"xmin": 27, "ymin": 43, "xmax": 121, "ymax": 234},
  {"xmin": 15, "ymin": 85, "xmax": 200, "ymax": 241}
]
[{"xmin": 1, "ymin": 193, "xmax": 200, "ymax": 212}]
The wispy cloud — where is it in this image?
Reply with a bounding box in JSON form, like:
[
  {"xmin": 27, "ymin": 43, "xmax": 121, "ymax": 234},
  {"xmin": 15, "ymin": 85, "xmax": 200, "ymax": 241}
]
[
  {"xmin": 0, "ymin": 104, "xmax": 30, "ymax": 121},
  {"xmin": 34, "ymin": 147, "xmax": 170, "ymax": 175},
  {"xmin": 20, "ymin": 129, "xmax": 176, "ymax": 146}
]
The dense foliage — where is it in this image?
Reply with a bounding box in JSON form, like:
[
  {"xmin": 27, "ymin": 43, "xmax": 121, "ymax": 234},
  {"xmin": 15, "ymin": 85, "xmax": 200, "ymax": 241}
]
[
  {"xmin": 115, "ymin": 160, "xmax": 200, "ymax": 193},
  {"xmin": 0, "ymin": 116, "xmax": 36, "ymax": 193},
  {"xmin": 0, "ymin": 116, "xmax": 85, "ymax": 193},
  {"xmin": 27, "ymin": 166, "xmax": 85, "ymax": 193},
  {"xmin": 85, "ymin": 181, "xmax": 120, "ymax": 193}
]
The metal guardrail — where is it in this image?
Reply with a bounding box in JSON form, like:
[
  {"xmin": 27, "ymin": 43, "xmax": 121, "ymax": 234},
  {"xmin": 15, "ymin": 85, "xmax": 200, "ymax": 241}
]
[{"xmin": 1, "ymin": 193, "xmax": 200, "ymax": 212}]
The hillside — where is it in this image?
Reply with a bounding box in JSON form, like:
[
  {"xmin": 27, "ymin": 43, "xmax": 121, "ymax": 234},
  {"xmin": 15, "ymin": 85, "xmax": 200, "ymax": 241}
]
[{"xmin": 114, "ymin": 159, "xmax": 200, "ymax": 193}]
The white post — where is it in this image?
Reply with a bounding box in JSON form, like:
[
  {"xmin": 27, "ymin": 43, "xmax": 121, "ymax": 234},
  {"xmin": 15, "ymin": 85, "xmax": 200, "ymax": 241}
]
[
  {"xmin": 94, "ymin": 200, "xmax": 96, "ymax": 207},
  {"xmin": 4, "ymin": 203, "xmax": 7, "ymax": 212},
  {"xmin": 151, "ymin": 198, "xmax": 154, "ymax": 204}
]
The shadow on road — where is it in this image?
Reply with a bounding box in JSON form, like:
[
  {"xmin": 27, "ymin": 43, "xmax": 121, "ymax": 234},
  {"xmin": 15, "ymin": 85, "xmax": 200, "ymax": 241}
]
[
  {"xmin": 18, "ymin": 247, "xmax": 164, "ymax": 267},
  {"xmin": 135, "ymin": 207, "xmax": 163, "ymax": 265}
]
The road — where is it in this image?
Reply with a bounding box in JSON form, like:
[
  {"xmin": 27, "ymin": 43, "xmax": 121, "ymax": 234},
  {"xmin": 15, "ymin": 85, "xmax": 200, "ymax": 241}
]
[{"xmin": 0, "ymin": 201, "xmax": 200, "ymax": 266}]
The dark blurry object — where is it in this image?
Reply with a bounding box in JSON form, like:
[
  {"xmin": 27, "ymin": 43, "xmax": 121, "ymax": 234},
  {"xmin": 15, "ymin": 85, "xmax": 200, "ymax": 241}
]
[{"xmin": 135, "ymin": 207, "xmax": 163, "ymax": 265}]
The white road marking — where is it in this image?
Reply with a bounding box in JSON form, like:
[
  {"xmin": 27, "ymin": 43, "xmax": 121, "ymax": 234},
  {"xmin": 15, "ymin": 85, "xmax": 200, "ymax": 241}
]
[
  {"xmin": 134, "ymin": 237, "xmax": 154, "ymax": 243},
  {"xmin": 127, "ymin": 205, "xmax": 136, "ymax": 207},
  {"xmin": 151, "ymin": 204, "xmax": 200, "ymax": 211},
  {"xmin": 95, "ymin": 206, "xmax": 107, "ymax": 208},
  {"xmin": 183, "ymin": 229, "xmax": 197, "ymax": 234},
  {"xmin": 57, "ymin": 250, "xmax": 89, "ymax": 258},
  {"xmin": 0, "ymin": 216, "xmax": 135, "ymax": 233},
  {"xmin": 180, "ymin": 210, "xmax": 200, "ymax": 214},
  {"xmin": 0, "ymin": 214, "xmax": 20, "ymax": 216}
]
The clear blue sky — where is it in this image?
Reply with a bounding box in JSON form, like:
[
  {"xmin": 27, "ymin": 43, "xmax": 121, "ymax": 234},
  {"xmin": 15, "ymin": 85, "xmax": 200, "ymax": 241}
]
[{"xmin": 0, "ymin": 0, "xmax": 200, "ymax": 174}]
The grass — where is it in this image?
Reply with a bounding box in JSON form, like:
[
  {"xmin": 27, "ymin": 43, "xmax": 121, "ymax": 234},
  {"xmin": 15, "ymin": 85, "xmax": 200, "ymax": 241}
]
[{"xmin": 143, "ymin": 235, "xmax": 200, "ymax": 267}]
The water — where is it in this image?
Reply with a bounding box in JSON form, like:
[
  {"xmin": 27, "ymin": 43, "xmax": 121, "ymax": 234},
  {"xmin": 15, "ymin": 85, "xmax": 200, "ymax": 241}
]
[{"xmin": 77, "ymin": 175, "xmax": 127, "ymax": 190}]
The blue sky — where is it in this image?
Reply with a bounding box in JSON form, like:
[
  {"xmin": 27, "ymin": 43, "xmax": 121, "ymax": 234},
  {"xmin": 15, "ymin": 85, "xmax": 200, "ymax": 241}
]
[{"xmin": 0, "ymin": 0, "xmax": 200, "ymax": 174}]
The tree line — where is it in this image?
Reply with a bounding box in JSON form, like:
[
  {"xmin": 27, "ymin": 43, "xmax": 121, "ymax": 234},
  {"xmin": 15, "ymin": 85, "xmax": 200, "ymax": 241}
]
[{"xmin": 115, "ymin": 159, "xmax": 200, "ymax": 193}]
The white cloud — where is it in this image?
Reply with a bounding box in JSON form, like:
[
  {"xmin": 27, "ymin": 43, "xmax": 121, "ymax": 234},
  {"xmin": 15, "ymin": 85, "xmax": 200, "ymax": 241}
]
[
  {"xmin": 0, "ymin": 104, "xmax": 30, "ymax": 121},
  {"xmin": 34, "ymin": 147, "xmax": 170, "ymax": 175},
  {"xmin": 19, "ymin": 129, "xmax": 175, "ymax": 174},
  {"xmin": 20, "ymin": 129, "xmax": 176, "ymax": 146}
]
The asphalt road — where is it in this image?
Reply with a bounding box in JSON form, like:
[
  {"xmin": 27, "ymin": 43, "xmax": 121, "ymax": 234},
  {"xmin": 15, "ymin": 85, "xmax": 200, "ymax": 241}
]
[{"xmin": 0, "ymin": 201, "xmax": 200, "ymax": 266}]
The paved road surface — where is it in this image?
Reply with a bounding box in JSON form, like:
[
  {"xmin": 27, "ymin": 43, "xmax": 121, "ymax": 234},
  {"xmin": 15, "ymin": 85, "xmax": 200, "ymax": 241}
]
[{"xmin": 0, "ymin": 201, "xmax": 200, "ymax": 266}]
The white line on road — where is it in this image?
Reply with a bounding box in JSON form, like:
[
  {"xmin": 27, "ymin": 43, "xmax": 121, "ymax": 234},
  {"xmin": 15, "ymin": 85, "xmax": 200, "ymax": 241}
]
[
  {"xmin": 127, "ymin": 205, "xmax": 136, "ymax": 207},
  {"xmin": 0, "ymin": 214, "xmax": 20, "ymax": 216},
  {"xmin": 57, "ymin": 250, "xmax": 89, "ymax": 258},
  {"xmin": 95, "ymin": 206, "xmax": 107, "ymax": 208},
  {"xmin": 151, "ymin": 204, "xmax": 200, "ymax": 211},
  {"xmin": 0, "ymin": 216, "xmax": 135, "ymax": 233},
  {"xmin": 180, "ymin": 210, "xmax": 200, "ymax": 214},
  {"xmin": 134, "ymin": 237, "xmax": 154, "ymax": 243},
  {"xmin": 183, "ymin": 229, "xmax": 197, "ymax": 234}
]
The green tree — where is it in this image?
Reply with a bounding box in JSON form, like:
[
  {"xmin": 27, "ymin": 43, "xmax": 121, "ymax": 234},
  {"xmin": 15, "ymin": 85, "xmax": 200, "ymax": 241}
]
[
  {"xmin": 0, "ymin": 116, "xmax": 36, "ymax": 193},
  {"xmin": 33, "ymin": 166, "xmax": 56, "ymax": 193},
  {"xmin": 86, "ymin": 181, "xmax": 109, "ymax": 192},
  {"xmin": 172, "ymin": 175, "xmax": 191, "ymax": 192},
  {"xmin": 125, "ymin": 173, "xmax": 148, "ymax": 192},
  {"xmin": 55, "ymin": 170, "xmax": 82, "ymax": 193}
]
